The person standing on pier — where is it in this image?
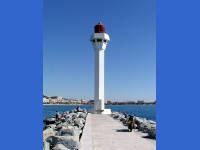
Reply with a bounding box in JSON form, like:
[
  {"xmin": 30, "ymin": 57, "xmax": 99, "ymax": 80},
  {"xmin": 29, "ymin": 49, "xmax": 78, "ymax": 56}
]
[{"xmin": 128, "ymin": 115, "xmax": 135, "ymax": 132}]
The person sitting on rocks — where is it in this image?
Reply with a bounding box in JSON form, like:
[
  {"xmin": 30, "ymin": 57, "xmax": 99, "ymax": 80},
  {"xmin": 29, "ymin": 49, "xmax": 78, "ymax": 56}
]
[
  {"xmin": 127, "ymin": 115, "xmax": 135, "ymax": 132},
  {"xmin": 76, "ymin": 106, "xmax": 81, "ymax": 112},
  {"xmin": 56, "ymin": 111, "xmax": 60, "ymax": 121},
  {"xmin": 123, "ymin": 113, "xmax": 127, "ymax": 118}
]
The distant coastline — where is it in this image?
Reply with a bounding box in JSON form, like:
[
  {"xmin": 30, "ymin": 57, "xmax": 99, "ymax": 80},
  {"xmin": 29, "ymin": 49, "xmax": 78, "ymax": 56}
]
[
  {"xmin": 43, "ymin": 103, "xmax": 156, "ymax": 106},
  {"xmin": 43, "ymin": 95, "xmax": 156, "ymax": 106}
]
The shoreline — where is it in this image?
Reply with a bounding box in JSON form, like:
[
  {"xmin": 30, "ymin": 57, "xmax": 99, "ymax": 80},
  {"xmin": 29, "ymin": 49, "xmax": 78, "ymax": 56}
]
[
  {"xmin": 43, "ymin": 104, "xmax": 86, "ymax": 106},
  {"xmin": 43, "ymin": 104, "xmax": 156, "ymax": 106}
]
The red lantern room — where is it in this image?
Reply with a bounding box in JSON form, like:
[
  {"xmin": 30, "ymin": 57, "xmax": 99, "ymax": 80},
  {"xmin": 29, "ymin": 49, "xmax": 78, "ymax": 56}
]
[{"xmin": 94, "ymin": 22, "xmax": 105, "ymax": 33}]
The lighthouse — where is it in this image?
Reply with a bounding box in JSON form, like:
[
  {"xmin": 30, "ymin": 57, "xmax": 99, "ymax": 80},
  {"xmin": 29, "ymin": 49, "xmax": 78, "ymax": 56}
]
[{"xmin": 90, "ymin": 22, "xmax": 111, "ymax": 114}]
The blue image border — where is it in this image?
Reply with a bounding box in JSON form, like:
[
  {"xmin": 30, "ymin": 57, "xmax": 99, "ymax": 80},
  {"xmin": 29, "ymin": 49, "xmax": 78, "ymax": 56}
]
[{"xmin": 0, "ymin": 0, "xmax": 200, "ymax": 149}]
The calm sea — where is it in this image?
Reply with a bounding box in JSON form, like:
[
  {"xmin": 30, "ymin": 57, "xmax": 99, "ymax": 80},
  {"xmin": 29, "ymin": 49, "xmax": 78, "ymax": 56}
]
[{"xmin": 43, "ymin": 105, "xmax": 156, "ymax": 121}]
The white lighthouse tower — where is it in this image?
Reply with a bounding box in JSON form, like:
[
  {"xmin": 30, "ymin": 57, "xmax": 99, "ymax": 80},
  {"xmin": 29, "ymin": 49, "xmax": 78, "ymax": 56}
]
[{"xmin": 90, "ymin": 22, "xmax": 111, "ymax": 114}]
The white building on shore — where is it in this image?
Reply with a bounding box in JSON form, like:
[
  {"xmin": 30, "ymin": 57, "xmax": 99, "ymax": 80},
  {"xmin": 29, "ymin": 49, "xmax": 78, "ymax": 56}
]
[{"xmin": 43, "ymin": 97, "xmax": 50, "ymax": 103}]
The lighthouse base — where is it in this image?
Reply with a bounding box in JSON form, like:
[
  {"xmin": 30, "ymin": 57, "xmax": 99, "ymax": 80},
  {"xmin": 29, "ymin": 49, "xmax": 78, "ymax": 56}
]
[
  {"xmin": 93, "ymin": 109, "xmax": 112, "ymax": 114},
  {"xmin": 102, "ymin": 109, "xmax": 112, "ymax": 114}
]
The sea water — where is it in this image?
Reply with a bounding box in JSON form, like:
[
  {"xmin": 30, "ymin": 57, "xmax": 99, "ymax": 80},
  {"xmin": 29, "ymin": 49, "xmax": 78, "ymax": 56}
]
[{"xmin": 43, "ymin": 105, "xmax": 156, "ymax": 121}]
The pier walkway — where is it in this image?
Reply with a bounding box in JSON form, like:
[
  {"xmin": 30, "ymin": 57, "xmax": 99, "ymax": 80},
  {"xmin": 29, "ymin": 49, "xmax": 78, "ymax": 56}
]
[{"xmin": 80, "ymin": 114, "xmax": 156, "ymax": 150}]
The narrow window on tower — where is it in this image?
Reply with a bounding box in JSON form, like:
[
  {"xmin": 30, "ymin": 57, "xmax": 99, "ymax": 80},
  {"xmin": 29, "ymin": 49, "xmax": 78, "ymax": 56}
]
[{"xmin": 92, "ymin": 39, "xmax": 95, "ymax": 43}]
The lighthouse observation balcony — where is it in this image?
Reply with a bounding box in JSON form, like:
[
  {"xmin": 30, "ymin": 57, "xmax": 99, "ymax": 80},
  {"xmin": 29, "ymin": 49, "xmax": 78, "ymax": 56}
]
[
  {"xmin": 90, "ymin": 33, "xmax": 110, "ymax": 44},
  {"xmin": 90, "ymin": 33, "xmax": 110, "ymax": 51}
]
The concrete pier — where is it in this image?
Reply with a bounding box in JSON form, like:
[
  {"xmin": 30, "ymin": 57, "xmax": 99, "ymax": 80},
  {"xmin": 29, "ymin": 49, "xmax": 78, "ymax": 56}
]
[{"xmin": 80, "ymin": 114, "xmax": 156, "ymax": 150}]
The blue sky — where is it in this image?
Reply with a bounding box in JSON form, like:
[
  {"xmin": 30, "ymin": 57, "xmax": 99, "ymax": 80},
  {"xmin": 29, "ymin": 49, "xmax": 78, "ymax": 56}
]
[{"xmin": 43, "ymin": 0, "xmax": 156, "ymax": 101}]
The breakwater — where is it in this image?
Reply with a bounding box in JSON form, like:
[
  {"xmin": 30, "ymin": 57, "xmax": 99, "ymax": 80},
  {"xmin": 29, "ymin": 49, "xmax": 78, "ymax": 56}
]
[
  {"xmin": 112, "ymin": 112, "xmax": 156, "ymax": 139},
  {"xmin": 43, "ymin": 107, "xmax": 87, "ymax": 150},
  {"xmin": 43, "ymin": 108, "xmax": 156, "ymax": 150}
]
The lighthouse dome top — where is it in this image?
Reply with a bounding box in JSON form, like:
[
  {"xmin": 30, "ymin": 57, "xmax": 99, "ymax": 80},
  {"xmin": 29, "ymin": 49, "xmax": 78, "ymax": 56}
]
[{"xmin": 94, "ymin": 22, "xmax": 105, "ymax": 33}]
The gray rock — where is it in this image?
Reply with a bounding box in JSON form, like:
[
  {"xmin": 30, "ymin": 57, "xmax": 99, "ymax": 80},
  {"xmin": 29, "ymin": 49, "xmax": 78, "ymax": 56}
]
[
  {"xmin": 69, "ymin": 113, "xmax": 78, "ymax": 119},
  {"xmin": 139, "ymin": 122, "xmax": 150, "ymax": 132},
  {"xmin": 64, "ymin": 115, "xmax": 71, "ymax": 120},
  {"xmin": 112, "ymin": 113, "xmax": 120, "ymax": 119},
  {"xmin": 43, "ymin": 128, "xmax": 55, "ymax": 142},
  {"xmin": 61, "ymin": 117, "xmax": 66, "ymax": 122},
  {"xmin": 120, "ymin": 116, "xmax": 126, "ymax": 122},
  {"xmin": 112, "ymin": 112, "xmax": 125, "ymax": 120},
  {"xmin": 78, "ymin": 112, "xmax": 87, "ymax": 119},
  {"xmin": 46, "ymin": 136, "xmax": 59, "ymax": 148},
  {"xmin": 56, "ymin": 121, "xmax": 62, "ymax": 125},
  {"xmin": 66, "ymin": 120, "xmax": 74, "ymax": 126},
  {"xmin": 74, "ymin": 118, "xmax": 84, "ymax": 129},
  {"xmin": 45, "ymin": 124, "xmax": 56, "ymax": 130},
  {"xmin": 121, "ymin": 118, "xmax": 128, "ymax": 125},
  {"xmin": 52, "ymin": 144, "xmax": 69, "ymax": 150},
  {"xmin": 61, "ymin": 136, "xmax": 80, "ymax": 150},
  {"xmin": 46, "ymin": 136, "xmax": 79, "ymax": 150},
  {"xmin": 148, "ymin": 127, "xmax": 156, "ymax": 139},
  {"xmin": 83, "ymin": 108, "xmax": 87, "ymax": 113},
  {"xmin": 56, "ymin": 128, "xmax": 76, "ymax": 136},
  {"xmin": 149, "ymin": 120, "xmax": 156, "ymax": 125},
  {"xmin": 44, "ymin": 118, "xmax": 56, "ymax": 125},
  {"xmin": 56, "ymin": 123, "xmax": 63, "ymax": 130},
  {"xmin": 63, "ymin": 111, "xmax": 69, "ymax": 114},
  {"xmin": 76, "ymin": 107, "xmax": 82, "ymax": 112}
]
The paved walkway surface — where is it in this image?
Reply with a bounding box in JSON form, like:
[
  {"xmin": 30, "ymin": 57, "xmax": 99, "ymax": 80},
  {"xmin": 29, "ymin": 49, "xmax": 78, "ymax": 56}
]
[{"xmin": 80, "ymin": 113, "xmax": 156, "ymax": 150}]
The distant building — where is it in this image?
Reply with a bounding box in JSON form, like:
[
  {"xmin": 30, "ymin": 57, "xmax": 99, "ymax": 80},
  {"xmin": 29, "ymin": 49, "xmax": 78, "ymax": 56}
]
[
  {"xmin": 137, "ymin": 100, "xmax": 144, "ymax": 105},
  {"xmin": 88, "ymin": 100, "xmax": 94, "ymax": 104},
  {"xmin": 107, "ymin": 101, "xmax": 112, "ymax": 105},
  {"xmin": 49, "ymin": 98, "xmax": 57, "ymax": 104},
  {"xmin": 51, "ymin": 96, "xmax": 62, "ymax": 100},
  {"xmin": 43, "ymin": 97, "xmax": 49, "ymax": 103},
  {"xmin": 80, "ymin": 99, "xmax": 89, "ymax": 104}
]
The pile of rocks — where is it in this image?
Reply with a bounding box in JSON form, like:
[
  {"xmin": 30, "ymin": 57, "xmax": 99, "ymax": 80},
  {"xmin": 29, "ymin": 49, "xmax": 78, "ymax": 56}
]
[
  {"xmin": 112, "ymin": 112, "xmax": 156, "ymax": 139},
  {"xmin": 43, "ymin": 108, "xmax": 87, "ymax": 150}
]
